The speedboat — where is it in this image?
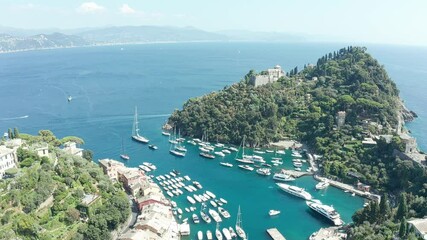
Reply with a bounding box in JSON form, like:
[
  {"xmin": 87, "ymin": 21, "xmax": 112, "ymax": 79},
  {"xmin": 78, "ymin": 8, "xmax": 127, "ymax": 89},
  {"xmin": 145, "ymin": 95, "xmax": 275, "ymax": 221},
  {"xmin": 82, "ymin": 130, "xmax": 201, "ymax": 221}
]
[
  {"xmin": 293, "ymin": 162, "xmax": 303, "ymax": 167},
  {"xmin": 208, "ymin": 209, "xmax": 222, "ymax": 222},
  {"xmin": 193, "ymin": 181, "xmax": 203, "ymax": 189},
  {"xmin": 200, "ymin": 152, "xmax": 215, "ymax": 159},
  {"xmin": 216, "ymin": 228, "xmax": 223, "ymax": 240},
  {"xmin": 170, "ymin": 149, "xmax": 185, "ymax": 157},
  {"xmin": 273, "ymin": 172, "xmax": 295, "ymax": 182},
  {"xmin": 269, "ymin": 210, "xmax": 281, "ymax": 216},
  {"xmin": 218, "ymin": 207, "xmax": 231, "ymax": 218},
  {"xmin": 210, "ymin": 200, "xmax": 218, "ymax": 208},
  {"xmin": 187, "ymin": 196, "xmax": 196, "ymax": 204},
  {"xmin": 238, "ymin": 165, "xmax": 254, "ymax": 171},
  {"xmin": 229, "ymin": 147, "xmax": 238, "ymax": 152},
  {"xmin": 142, "ymin": 162, "xmax": 156, "ymax": 170},
  {"xmin": 276, "ymin": 183, "xmax": 312, "ymax": 200},
  {"xmin": 222, "ymin": 149, "xmax": 231, "ymax": 154},
  {"xmin": 219, "ymin": 198, "xmax": 227, "ymax": 204},
  {"xmin": 215, "ymin": 143, "xmax": 225, "ymax": 148},
  {"xmin": 220, "ymin": 162, "xmax": 233, "ymax": 167},
  {"xmin": 175, "ymin": 145, "xmax": 187, "ymax": 152},
  {"xmin": 206, "ymin": 191, "xmax": 216, "ymax": 199},
  {"xmin": 193, "ymin": 214, "xmax": 200, "ymax": 224},
  {"xmin": 162, "ymin": 131, "xmax": 171, "ymax": 136},
  {"xmin": 256, "ymin": 168, "xmax": 271, "ymax": 176},
  {"xmin": 306, "ymin": 200, "xmax": 344, "ymax": 226},
  {"xmin": 228, "ymin": 227, "xmax": 237, "ymax": 238},
  {"xmin": 148, "ymin": 144, "xmax": 158, "ymax": 150},
  {"xmin": 315, "ymin": 181, "xmax": 330, "ymax": 190},
  {"xmin": 215, "ymin": 151, "xmax": 226, "ymax": 157},
  {"xmin": 120, "ymin": 154, "xmax": 130, "ymax": 160},
  {"xmin": 201, "ymin": 211, "xmax": 211, "ymax": 223}
]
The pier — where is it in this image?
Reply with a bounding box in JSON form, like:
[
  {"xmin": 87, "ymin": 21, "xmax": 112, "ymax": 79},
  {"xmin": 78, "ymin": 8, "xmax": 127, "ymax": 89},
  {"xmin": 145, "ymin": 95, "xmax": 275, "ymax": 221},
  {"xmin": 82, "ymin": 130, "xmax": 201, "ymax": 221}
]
[
  {"xmin": 266, "ymin": 228, "xmax": 286, "ymax": 240},
  {"xmin": 280, "ymin": 169, "xmax": 313, "ymax": 178}
]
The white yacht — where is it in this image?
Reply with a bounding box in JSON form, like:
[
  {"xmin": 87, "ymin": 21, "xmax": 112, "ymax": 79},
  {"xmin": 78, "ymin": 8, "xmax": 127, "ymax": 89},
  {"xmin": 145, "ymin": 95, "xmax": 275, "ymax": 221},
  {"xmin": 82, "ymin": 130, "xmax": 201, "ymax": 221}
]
[
  {"xmin": 222, "ymin": 149, "xmax": 231, "ymax": 154},
  {"xmin": 193, "ymin": 181, "xmax": 203, "ymax": 189},
  {"xmin": 131, "ymin": 107, "xmax": 149, "ymax": 143},
  {"xmin": 306, "ymin": 201, "xmax": 343, "ymax": 226},
  {"xmin": 192, "ymin": 213, "xmax": 200, "ymax": 224},
  {"xmin": 235, "ymin": 206, "xmax": 246, "ymax": 240},
  {"xmin": 228, "ymin": 227, "xmax": 237, "ymax": 238},
  {"xmin": 222, "ymin": 228, "xmax": 232, "ymax": 240},
  {"xmin": 215, "ymin": 151, "xmax": 226, "ymax": 157},
  {"xmin": 218, "ymin": 207, "xmax": 231, "ymax": 218},
  {"xmin": 276, "ymin": 183, "xmax": 312, "ymax": 200},
  {"xmin": 207, "ymin": 230, "xmax": 213, "ymax": 240},
  {"xmin": 198, "ymin": 230, "xmax": 204, "ymax": 240},
  {"xmin": 187, "ymin": 196, "xmax": 196, "ymax": 204},
  {"xmin": 293, "ymin": 162, "xmax": 303, "ymax": 167},
  {"xmin": 273, "ymin": 172, "xmax": 295, "ymax": 182},
  {"xmin": 170, "ymin": 149, "xmax": 186, "ymax": 157},
  {"xmin": 238, "ymin": 165, "xmax": 254, "ymax": 171},
  {"xmin": 201, "ymin": 211, "xmax": 211, "ymax": 223},
  {"xmin": 315, "ymin": 180, "xmax": 330, "ymax": 190}
]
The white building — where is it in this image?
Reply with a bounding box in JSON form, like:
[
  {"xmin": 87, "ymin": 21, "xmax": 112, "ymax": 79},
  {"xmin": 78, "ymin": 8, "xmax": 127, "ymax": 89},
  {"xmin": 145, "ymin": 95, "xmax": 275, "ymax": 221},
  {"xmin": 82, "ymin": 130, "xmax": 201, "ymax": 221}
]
[
  {"xmin": 62, "ymin": 142, "xmax": 83, "ymax": 157},
  {"xmin": 0, "ymin": 146, "xmax": 18, "ymax": 179},
  {"xmin": 250, "ymin": 65, "xmax": 285, "ymax": 87},
  {"xmin": 408, "ymin": 218, "xmax": 427, "ymax": 239}
]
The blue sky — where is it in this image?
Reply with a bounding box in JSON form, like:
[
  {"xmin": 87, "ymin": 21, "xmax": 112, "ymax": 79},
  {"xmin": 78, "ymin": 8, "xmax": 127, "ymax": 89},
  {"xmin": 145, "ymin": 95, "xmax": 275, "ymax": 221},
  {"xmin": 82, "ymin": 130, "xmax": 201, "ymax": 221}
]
[{"xmin": 1, "ymin": 0, "xmax": 427, "ymax": 46}]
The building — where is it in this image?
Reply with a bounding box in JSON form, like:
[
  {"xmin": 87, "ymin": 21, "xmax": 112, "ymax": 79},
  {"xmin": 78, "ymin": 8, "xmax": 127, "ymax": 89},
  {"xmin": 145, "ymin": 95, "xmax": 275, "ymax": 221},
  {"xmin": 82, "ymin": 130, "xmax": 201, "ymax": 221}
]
[
  {"xmin": 62, "ymin": 141, "xmax": 83, "ymax": 157},
  {"xmin": 250, "ymin": 65, "xmax": 285, "ymax": 87},
  {"xmin": 98, "ymin": 158, "xmax": 125, "ymax": 181},
  {"xmin": 408, "ymin": 217, "xmax": 427, "ymax": 239},
  {"xmin": 30, "ymin": 143, "xmax": 49, "ymax": 158},
  {"xmin": 0, "ymin": 145, "xmax": 18, "ymax": 179},
  {"xmin": 400, "ymin": 133, "xmax": 417, "ymax": 154},
  {"xmin": 336, "ymin": 111, "xmax": 346, "ymax": 128}
]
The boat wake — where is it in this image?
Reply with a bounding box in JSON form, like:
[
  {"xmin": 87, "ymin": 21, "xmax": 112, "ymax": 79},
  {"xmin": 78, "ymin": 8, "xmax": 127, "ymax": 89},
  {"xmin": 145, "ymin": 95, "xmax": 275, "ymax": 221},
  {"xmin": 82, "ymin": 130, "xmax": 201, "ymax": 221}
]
[{"xmin": 0, "ymin": 115, "xmax": 29, "ymax": 121}]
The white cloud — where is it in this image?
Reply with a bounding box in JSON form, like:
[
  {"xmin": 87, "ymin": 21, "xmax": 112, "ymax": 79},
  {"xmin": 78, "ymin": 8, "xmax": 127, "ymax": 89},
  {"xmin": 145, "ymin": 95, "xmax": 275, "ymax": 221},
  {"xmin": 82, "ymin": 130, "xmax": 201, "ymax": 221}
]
[
  {"xmin": 120, "ymin": 4, "xmax": 135, "ymax": 14},
  {"xmin": 77, "ymin": 2, "xmax": 105, "ymax": 13}
]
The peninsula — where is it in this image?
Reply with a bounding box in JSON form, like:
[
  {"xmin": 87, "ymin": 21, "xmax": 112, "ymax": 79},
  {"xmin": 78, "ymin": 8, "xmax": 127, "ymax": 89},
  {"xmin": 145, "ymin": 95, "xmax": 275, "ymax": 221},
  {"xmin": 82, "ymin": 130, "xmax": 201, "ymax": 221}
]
[{"xmin": 169, "ymin": 46, "xmax": 427, "ymax": 239}]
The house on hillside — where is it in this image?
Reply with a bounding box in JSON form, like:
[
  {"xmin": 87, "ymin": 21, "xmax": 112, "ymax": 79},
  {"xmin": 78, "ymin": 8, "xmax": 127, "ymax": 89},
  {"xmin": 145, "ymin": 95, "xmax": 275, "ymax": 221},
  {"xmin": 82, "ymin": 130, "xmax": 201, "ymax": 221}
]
[{"xmin": 249, "ymin": 65, "xmax": 285, "ymax": 87}]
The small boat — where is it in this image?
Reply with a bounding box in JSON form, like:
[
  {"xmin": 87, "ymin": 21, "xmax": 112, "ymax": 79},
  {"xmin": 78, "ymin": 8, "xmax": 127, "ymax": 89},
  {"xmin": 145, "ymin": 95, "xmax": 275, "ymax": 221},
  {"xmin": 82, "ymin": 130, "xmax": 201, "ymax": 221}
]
[
  {"xmin": 235, "ymin": 158, "xmax": 254, "ymax": 164},
  {"xmin": 218, "ymin": 207, "xmax": 231, "ymax": 218},
  {"xmin": 210, "ymin": 200, "xmax": 218, "ymax": 208},
  {"xmin": 229, "ymin": 147, "xmax": 238, "ymax": 152},
  {"xmin": 207, "ymin": 230, "xmax": 213, "ymax": 240},
  {"xmin": 222, "ymin": 149, "xmax": 231, "ymax": 154},
  {"xmin": 185, "ymin": 208, "xmax": 190, "ymax": 212},
  {"xmin": 220, "ymin": 162, "xmax": 233, "ymax": 167},
  {"xmin": 193, "ymin": 213, "xmax": 200, "ymax": 224},
  {"xmin": 215, "ymin": 151, "xmax": 226, "ymax": 157},
  {"xmin": 198, "ymin": 230, "xmax": 204, "ymax": 240},
  {"xmin": 209, "ymin": 208, "xmax": 222, "ymax": 222},
  {"xmin": 219, "ymin": 198, "xmax": 227, "ymax": 204},
  {"xmin": 206, "ymin": 191, "xmax": 216, "ymax": 199},
  {"xmin": 187, "ymin": 196, "xmax": 196, "ymax": 204},
  {"xmin": 193, "ymin": 181, "xmax": 203, "ymax": 189},
  {"xmin": 166, "ymin": 191, "xmax": 174, "ymax": 197},
  {"xmin": 293, "ymin": 162, "xmax": 303, "ymax": 167},
  {"xmin": 228, "ymin": 227, "xmax": 237, "ymax": 238},
  {"xmin": 178, "ymin": 208, "xmax": 183, "ymax": 215},
  {"xmin": 148, "ymin": 144, "xmax": 158, "ymax": 150},
  {"xmin": 269, "ymin": 210, "xmax": 280, "ymax": 216},
  {"xmin": 222, "ymin": 228, "xmax": 232, "ymax": 240},
  {"xmin": 295, "ymin": 167, "xmax": 302, "ymax": 171},
  {"xmin": 201, "ymin": 211, "xmax": 211, "ymax": 223},
  {"xmin": 194, "ymin": 194, "xmax": 202, "ymax": 203},
  {"xmin": 352, "ymin": 193, "xmax": 356, "ymax": 197},
  {"xmin": 120, "ymin": 138, "xmax": 130, "ymax": 160},
  {"xmin": 276, "ymin": 150, "xmax": 286, "ymax": 154},
  {"xmin": 266, "ymin": 149, "xmax": 274, "ymax": 153},
  {"xmin": 162, "ymin": 131, "xmax": 171, "ymax": 136},
  {"xmin": 188, "ymin": 140, "xmax": 197, "ymax": 145},
  {"xmin": 315, "ymin": 181, "xmax": 330, "ymax": 190},
  {"xmin": 215, "ymin": 143, "xmax": 225, "ymax": 148},
  {"xmin": 238, "ymin": 165, "xmax": 254, "ymax": 171},
  {"xmin": 170, "ymin": 149, "xmax": 186, "ymax": 157},
  {"xmin": 253, "ymin": 150, "xmax": 265, "ymax": 154},
  {"xmin": 256, "ymin": 168, "xmax": 271, "ymax": 176},
  {"xmin": 67, "ymin": 95, "xmax": 72, "ymax": 102},
  {"xmin": 175, "ymin": 145, "xmax": 187, "ymax": 152},
  {"xmin": 200, "ymin": 152, "xmax": 216, "ymax": 159},
  {"xmin": 215, "ymin": 223, "xmax": 223, "ymax": 240},
  {"xmin": 184, "ymin": 175, "xmax": 191, "ymax": 181},
  {"xmin": 142, "ymin": 162, "xmax": 156, "ymax": 170}
]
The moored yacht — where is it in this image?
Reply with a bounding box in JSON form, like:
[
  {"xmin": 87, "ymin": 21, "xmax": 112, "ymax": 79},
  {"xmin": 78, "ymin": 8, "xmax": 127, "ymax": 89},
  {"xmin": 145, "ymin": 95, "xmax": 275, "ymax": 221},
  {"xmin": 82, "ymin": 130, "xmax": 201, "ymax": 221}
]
[
  {"xmin": 269, "ymin": 210, "xmax": 281, "ymax": 216},
  {"xmin": 170, "ymin": 149, "xmax": 185, "ymax": 157},
  {"xmin": 131, "ymin": 107, "xmax": 149, "ymax": 143},
  {"xmin": 315, "ymin": 180, "xmax": 330, "ymax": 190},
  {"xmin": 209, "ymin": 208, "xmax": 222, "ymax": 222},
  {"xmin": 200, "ymin": 152, "xmax": 215, "ymax": 159},
  {"xmin": 273, "ymin": 172, "xmax": 295, "ymax": 182},
  {"xmin": 201, "ymin": 211, "xmax": 211, "ymax": 223},
  {"xmin": 220, "ymin": 162, "xmax": 233, "ymax": 167},
  {"xmin": 238, "ymin": 165, "xmax": 254, "ymax": 171},
  {"xmin": 222, "ymin": 228, "xmax": 232, "ymax": 240},
  {"xmin": 218, "ymin": 207, "xmax": 231, "ymax": 218},
  {"xmin": 193, "ymin": 213, "xmax": 200, "ymax": 224},
  {"xmin": 198, "ymin": 230, "xmax": 204, "ymax": 240},
  {"xmin": 306, "ymin": 200, "xmax": 343, "ymax": 226},
  {"xmin": 207, "ymin": 230, "xmax": 213, "ymax": 240},
  {"xmin": 256, "ymin": 168, "xmax": 271, "ymax": 176},
  {"xmin": 276, "ymin": 183, "xmax": 312, "ymax": 200}
]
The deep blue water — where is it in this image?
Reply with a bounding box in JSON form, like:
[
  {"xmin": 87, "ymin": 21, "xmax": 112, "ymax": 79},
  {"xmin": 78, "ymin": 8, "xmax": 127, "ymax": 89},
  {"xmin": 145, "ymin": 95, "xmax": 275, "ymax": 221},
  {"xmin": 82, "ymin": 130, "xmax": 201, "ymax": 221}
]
[{"xmin": 0, "ymin": 42, "xmax": 426, "ymax": 239}]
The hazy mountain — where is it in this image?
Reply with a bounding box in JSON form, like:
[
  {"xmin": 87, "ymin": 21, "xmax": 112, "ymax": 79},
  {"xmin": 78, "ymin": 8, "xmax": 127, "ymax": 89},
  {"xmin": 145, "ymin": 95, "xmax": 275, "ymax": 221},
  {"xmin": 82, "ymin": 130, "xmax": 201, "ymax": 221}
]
[
  {"xmin": 218, "ymin": 30, "xmax": 306, "ymax": 42},
  {"xmin": 76, "ymin": 26, "xmax": 228, "ymax": 43},
  {"xmin": 0, "ymin": 33, "xmax": 89, "ymax": 52}
]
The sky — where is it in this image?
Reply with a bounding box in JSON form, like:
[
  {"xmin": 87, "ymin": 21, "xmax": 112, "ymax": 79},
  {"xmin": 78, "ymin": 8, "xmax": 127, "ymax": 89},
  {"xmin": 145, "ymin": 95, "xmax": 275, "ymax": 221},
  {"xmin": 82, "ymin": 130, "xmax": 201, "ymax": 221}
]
[{"xmin": 1, "ymin": 0, "xmax": 427, "ymax": 46}]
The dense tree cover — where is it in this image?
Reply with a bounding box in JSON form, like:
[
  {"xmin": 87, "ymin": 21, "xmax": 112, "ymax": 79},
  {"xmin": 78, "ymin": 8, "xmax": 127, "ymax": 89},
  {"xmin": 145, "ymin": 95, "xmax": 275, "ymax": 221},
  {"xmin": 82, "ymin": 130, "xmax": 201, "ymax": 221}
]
[
  {"xmin": 0, "ymin": 131, "xmax": 130, "ymax": 240},
  {"xmin": 170, "ymin": 47, "xmax": 427, "ymax": 238}
]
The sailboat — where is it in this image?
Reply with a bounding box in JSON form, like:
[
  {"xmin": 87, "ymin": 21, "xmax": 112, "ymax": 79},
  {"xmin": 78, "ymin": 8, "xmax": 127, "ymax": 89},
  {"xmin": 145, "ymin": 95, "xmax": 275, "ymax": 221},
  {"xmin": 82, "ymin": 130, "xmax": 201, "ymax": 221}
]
[
  {"xmin": 235, "ymin": 136, "xmax": 254, "ymax": 164},
  {"xmin": 215, "ymin": 222, "xmax": 223, "ymax": 240},
  {"xmin": 120, "ymin": 138, "xmax": 130, "ymax": 160},
  {"xmin": 131, "ymin": 106, "xmax": 149, "ymax": 143},
  {"xmin": 235, "ymin": 206, "xmax": 247, "ymax": 240}
]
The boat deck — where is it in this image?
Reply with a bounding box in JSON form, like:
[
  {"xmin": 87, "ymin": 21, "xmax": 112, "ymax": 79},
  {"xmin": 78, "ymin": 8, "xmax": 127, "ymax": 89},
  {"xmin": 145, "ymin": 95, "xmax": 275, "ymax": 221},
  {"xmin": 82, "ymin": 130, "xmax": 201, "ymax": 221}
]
[{"xmin": 266, "ymin": 228, "xmax": 286, "ymax": 240}]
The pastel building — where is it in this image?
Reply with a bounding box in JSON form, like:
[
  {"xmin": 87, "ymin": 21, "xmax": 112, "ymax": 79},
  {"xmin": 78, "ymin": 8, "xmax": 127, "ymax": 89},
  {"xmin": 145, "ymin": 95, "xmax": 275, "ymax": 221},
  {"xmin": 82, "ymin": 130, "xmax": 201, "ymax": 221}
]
[
  {"xmin": 250, "ymin": 65, "xmax": 285, "ymax": 87},
  {"xmin": 0, "ymin": 146, "xmax": 18, "ymax": 179}
]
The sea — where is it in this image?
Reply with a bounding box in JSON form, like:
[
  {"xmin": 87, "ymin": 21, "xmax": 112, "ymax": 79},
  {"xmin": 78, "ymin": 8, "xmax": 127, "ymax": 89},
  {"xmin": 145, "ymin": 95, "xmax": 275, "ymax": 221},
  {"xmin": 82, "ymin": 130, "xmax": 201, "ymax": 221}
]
[{"xmin": 0, "ymin": 42, "xmax": 426, "ymax": 240}]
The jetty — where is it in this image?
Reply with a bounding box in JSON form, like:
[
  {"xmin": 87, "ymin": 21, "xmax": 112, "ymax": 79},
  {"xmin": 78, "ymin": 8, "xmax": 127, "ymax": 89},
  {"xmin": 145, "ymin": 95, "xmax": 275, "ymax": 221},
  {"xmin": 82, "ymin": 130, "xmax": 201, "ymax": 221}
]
[
  {"xmin": 280, "ymin": 169, "xmax": 313, "ymax": 178},
  {"xmin": 309, "ymin": 226, "xmax": 346, "ymax": 240},
  {"xmin": 266, "ymin": 228, "xmax": 286, "ymax": 240}
]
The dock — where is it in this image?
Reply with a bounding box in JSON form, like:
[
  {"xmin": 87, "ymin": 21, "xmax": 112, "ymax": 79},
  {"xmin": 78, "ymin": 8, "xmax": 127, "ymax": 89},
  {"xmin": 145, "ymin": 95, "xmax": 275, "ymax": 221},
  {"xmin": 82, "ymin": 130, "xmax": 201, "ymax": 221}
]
[
  {"xmin": 280, "ymin": 169, "xmax": 313, "ymax": 178},
  {"xmin": 266, "ymin": 228, "xmax": 286, "ymax": 240}
]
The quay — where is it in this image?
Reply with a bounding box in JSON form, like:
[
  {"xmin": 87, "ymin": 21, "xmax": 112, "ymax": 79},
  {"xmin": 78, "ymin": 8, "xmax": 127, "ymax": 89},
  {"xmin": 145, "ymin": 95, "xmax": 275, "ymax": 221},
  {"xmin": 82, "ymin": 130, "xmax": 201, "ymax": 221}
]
[
  {"xmin": 309, "ymin": 226, "xmax": 346, "ymax": 240},
  {"xmin": 281, "ymin": 169, "xmax": 313, "ymax": 178},
  {"xmin": 266, "ymin": 228, "xmax": 286, "ymax": 240}
]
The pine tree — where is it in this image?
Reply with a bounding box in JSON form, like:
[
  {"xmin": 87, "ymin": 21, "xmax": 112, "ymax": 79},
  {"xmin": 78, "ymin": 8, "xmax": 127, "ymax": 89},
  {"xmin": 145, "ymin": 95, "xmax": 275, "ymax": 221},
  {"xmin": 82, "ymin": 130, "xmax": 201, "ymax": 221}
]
[
  {"xmin": 396, "ymin": 193, "xmax": 408, "ymax": 221},
  {"xmin": 399, "ymin": 217, "xmax": 407, "ymax": 238},
  {"xmin": 13, "ymin": 128, "xmax": 19, "ymax": 139}
]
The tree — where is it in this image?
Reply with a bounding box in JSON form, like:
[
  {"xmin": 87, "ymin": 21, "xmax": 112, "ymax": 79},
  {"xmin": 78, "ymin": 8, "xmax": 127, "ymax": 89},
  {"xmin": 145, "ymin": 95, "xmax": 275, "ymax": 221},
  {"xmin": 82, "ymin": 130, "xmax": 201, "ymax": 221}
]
[
  {"xmin": 65, "ymin": 208, "xmax": 80, "ymax": 224},
  {"xmin": 13, "ymin": 127, "xmax": 20, "ymax": 139},
  {"xmin": 399, "ymin": 217, "xmax": 407, "ymax": 238},
  {"xmin": 379, "ymin": 194, "xmax": 391, "ymax": 222},
  {"xmin": 8, "ymin": 128, "xmax": 13, "ymax": 139},
  {"xmin": 396, "ymin": 193, "xmax": 408, "ymax": 221},
  {"xmin": 82, "ymin": 150, "xmax": 93, "ymax": 161}
]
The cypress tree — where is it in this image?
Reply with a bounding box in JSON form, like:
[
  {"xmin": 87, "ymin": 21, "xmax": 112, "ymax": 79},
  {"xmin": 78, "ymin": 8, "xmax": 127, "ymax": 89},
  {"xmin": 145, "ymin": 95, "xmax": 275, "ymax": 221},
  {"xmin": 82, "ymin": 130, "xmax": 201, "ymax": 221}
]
[
  {"xmin": 294, "ymin": 66, "xmax": 298, "ymax": 75},
  {"xmin": 396, "ymin": 193, "xmax": 408, "ymax": 221},
  {"xmin": 13, "ymin": 128, "xmax": 19, "ymax": 139},
  {"xmin": 399, "ymin": 217, "xmax": 407, "ymax": 238},
  {"xmin": 369, "ymin": 202, "xmax": 380, "ymax": 223},
  {"xmin": 7, "ymin": 128, "xmax": 13, "ymax": 139},
  {"xmin": 379, "ymin": 195, "xmax": 391, "ymax": 222}
]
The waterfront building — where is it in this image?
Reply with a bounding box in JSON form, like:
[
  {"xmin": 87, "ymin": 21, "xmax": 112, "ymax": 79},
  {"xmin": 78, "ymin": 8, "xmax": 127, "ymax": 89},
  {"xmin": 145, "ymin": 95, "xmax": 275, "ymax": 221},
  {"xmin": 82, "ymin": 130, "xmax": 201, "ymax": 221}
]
[
  {"xmin": 30, "ymin": 142, "xmax": 49, "ymax": 158},
  {"xmin": 62, "ymin": 141, "xmax": 83, "ymax": 157},
  {"xmin": 98, "ymin": 159, "xmax": 125, "ymax": 181},
  {"xmin": 407, "ymin": 218, "xmax": 427, "ymax": 239},
  {"xmin": 250, "ymin": 65, "xmax": 285, "ymax": 87}
]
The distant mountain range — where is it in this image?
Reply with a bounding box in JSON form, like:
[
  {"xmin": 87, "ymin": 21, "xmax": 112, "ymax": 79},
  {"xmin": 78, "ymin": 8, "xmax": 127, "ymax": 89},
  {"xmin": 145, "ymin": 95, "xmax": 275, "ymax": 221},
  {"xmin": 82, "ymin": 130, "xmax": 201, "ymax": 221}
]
[{"xmin": 0, "ymin": 25, "xmax": 307, "ymax": 53}]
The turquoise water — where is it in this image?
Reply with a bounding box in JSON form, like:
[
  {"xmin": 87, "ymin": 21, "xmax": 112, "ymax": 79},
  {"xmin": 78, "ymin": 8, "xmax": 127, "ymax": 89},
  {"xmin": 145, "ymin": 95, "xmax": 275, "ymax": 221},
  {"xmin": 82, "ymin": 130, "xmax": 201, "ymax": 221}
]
[{"xmin": 0, "ymin": 42, "xmax": 426, "ymax": 239}]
